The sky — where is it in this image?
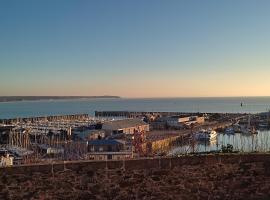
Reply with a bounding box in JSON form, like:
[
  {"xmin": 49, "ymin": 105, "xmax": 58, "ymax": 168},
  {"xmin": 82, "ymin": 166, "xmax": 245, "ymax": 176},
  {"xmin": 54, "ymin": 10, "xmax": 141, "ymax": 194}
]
[{"xmin": 1, "ymin": 0, "xmax": 270, "ymax": 98}]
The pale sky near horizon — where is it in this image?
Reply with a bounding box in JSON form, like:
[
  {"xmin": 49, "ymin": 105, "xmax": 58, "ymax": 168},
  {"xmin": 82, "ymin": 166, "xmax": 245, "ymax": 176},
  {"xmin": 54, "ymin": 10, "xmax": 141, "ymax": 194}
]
[{"xmin": 1, "ymin": 0, "xmax": 270, "ymax": 97}]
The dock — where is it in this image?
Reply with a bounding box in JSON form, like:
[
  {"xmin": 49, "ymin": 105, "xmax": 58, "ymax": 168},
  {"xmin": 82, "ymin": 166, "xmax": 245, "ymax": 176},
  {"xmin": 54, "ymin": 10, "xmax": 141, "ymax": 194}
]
[{"xmin": 144, "ymin": 121, "xmax": 233, "ymax": 154}]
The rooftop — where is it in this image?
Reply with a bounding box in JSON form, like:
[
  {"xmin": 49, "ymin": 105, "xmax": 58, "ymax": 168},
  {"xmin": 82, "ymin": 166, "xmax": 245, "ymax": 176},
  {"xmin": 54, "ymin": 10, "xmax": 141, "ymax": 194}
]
[{"xmin": 102, "ymin": 118, "xmax": 148, "ymax": 130}]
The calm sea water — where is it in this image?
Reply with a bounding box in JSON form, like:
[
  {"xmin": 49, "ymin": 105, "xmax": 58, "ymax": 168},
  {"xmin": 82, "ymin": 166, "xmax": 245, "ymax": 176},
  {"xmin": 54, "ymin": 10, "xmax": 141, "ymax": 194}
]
[
  {"xmin": 169, "ymin": 131, "xmax": 270, "ymax": 154},
  {"xmin": 0, "ymin": 97, "xmax": 270, "ymax": 119}
]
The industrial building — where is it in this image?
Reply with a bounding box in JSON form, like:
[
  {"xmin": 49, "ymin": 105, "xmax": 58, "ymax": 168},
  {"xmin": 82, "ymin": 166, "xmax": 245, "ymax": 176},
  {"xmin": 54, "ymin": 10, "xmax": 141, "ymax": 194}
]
[
  {"xmin": 154, "ymin": 115, "xmax": 205, "ymax": 129},
  {"xmin": 102, "ymin": 118, "xmax": 149, "ymax": 135}
]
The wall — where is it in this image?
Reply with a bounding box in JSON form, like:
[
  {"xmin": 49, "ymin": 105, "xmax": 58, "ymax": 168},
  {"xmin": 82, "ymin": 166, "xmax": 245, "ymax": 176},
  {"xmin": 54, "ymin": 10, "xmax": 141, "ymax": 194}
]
[
  {"xmin": 1, "ymin": 154, "xmax": 270, "ymax": 199},
  {"xmin": 143, "ymin": 135, "xmax": 181, "ymax": 153},
  {"xmin": 85, "ymin": 152, "xmax": 133, "ymax": 161}
]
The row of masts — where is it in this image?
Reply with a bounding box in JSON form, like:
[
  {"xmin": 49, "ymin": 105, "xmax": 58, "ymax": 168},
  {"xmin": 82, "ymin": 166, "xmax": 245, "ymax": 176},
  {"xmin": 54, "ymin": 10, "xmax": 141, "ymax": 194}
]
[
  {"xmin": 3, "ymin": 125, "xmax": 85, "ymax": 163},
  {"xmin": 8, "ymin": 129, "xmax": 31, "ymax": 149}
]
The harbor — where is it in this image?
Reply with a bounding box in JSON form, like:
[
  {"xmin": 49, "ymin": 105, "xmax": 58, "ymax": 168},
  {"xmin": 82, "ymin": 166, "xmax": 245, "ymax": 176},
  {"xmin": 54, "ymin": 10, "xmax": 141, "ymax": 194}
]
[
  {"xmin": 2, "ymin": 1, "xmax": 270, "ymax": 198},
  {"xmin": 1, "ymin": 110, "xmax": 270, "ymax": 167}
]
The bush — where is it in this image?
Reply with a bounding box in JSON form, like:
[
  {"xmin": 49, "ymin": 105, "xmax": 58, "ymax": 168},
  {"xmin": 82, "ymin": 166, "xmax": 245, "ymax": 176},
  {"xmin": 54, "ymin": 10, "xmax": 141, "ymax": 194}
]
[{"xmin": 221, "ymin": 144, "xmax": 233, "ymax": 153}]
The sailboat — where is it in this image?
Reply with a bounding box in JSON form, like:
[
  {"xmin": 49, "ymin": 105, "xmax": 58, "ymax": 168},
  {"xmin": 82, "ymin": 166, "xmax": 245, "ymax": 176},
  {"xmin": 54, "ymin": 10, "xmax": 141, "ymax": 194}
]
[{"xmin": 241, "ymin": 115, "xmax": 258, "ymax": 134}]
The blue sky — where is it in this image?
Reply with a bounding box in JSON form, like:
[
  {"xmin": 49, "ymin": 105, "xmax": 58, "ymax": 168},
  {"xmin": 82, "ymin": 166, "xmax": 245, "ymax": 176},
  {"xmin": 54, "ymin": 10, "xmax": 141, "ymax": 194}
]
[{"xmin": 1, "ymin": 0, "xmax": 270, "ymax": 97}]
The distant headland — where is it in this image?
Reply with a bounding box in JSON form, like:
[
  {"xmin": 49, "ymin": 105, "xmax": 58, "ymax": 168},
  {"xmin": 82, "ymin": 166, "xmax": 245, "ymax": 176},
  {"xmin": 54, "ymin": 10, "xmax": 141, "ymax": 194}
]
[{"xmin": 0, "ymin": 96, "xmax": 121, "ymax": 102}]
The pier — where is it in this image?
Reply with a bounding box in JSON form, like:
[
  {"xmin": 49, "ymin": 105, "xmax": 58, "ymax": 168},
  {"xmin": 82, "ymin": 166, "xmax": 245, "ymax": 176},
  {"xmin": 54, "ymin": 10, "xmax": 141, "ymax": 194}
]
[{"xmin": 145, "ymin": 121, "xmax": 233, "ymax": 154}]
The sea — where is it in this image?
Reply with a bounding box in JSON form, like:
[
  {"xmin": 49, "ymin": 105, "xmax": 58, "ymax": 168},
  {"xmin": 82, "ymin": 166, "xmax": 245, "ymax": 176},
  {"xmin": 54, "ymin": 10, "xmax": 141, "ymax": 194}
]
[
  {"xmin": 0, "ymin": 97, "xmax": 270, "ymax": 119},
  {"xmin": 1, "ymin": 97, "xmax": 270, "ymax": 153},
  {"xmin": 169, "ymin": 131, "xmax": 270, "ymax": 155}
]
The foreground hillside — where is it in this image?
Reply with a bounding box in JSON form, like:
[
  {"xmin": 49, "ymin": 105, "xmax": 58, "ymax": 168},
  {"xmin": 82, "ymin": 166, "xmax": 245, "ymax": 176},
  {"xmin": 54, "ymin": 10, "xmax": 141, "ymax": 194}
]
[{"xmin": 1, "ymin": 154, "xmax": 270, "ymax": 200}]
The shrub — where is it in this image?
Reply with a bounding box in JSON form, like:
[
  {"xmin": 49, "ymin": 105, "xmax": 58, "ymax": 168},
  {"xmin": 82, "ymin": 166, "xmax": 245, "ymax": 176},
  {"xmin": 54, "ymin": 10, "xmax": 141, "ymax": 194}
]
[{"xmin": 221, "ymin": 144, "xmax": 233, "ymax": 153}]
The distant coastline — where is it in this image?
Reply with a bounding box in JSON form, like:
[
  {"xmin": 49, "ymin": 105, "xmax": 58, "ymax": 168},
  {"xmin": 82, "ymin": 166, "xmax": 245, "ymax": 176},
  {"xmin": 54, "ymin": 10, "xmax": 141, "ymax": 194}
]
[{"xmin": 0, "ymin": 96, "xmax": 121, "ymax": 102}]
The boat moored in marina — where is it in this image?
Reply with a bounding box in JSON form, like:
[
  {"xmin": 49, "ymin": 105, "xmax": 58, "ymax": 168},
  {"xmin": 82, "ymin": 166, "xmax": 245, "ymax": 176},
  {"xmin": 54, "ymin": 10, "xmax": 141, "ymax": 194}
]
[
  {"xmin": 224, "ymin": 127, "xmax": 235, "ymax": 135},
  {"xmin": 241, "ymin": 126, "xmax": 258, "ymax": 135},
  {"xmin": 193, "ymin": 129, "xmax": 217, "ymax": 141}
]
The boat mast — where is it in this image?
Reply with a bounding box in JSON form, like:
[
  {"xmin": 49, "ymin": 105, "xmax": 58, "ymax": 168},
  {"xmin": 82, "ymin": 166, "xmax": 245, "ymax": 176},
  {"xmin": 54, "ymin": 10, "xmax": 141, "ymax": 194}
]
[
  {"xmin": 248, "ymin": 115, "xmax": 251, "ymax": 129},
  {"xmin": 267, "ymin": 110, "xmax": 270, "ymax": 127}
]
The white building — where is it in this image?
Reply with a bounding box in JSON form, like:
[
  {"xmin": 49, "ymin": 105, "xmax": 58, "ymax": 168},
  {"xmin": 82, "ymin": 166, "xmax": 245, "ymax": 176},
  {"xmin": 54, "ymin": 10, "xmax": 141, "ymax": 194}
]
[
  {"xmin": 165, "ymin": 116, "xmax": 205, "ymax": 128},
  {"xmin": 0, "ymin": 154, "xmax": 14, "ymax": 167}
]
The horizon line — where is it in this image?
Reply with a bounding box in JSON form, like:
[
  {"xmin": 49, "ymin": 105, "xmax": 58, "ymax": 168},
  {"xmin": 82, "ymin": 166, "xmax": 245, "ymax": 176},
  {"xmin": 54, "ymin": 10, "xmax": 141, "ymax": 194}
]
[{"xmin": 1, "ymin": 95, "xmax": 270, "ymax": 98}]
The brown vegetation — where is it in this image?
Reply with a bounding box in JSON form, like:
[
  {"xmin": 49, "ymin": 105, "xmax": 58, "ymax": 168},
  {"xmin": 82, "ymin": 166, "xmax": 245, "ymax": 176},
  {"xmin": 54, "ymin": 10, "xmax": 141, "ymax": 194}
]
[{"xmin": 1, "ymin": 154, "xmax": 270, "ymax": 199}]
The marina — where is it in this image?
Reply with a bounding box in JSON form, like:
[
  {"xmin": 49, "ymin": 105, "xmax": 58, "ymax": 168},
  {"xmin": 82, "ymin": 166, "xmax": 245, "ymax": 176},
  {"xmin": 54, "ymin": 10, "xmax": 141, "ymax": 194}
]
[
  {"xmin": 2, "ymin": 1, "xmax": 270, "ymax": 198},
  {"xmin": 1, "ymin": 108, "xmax": 270, "ymax": 167}
]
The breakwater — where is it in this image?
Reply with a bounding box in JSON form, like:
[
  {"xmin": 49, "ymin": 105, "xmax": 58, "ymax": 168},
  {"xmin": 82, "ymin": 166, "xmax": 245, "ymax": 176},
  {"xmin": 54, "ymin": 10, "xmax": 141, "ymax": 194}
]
[
  {"xmin": 94, "ymin": 111, "xmax": 245, "ymax": 118},
  {"xmin": 95, "ymin": 111, "xmax": 202, "ymax": 118},
  {"xmin": 0, "ymin": 114, "xmax": 89, "ymax": 124},
  {"xmin": 1, "ymin": 154, "xmax": 270, "ymax": 199}
]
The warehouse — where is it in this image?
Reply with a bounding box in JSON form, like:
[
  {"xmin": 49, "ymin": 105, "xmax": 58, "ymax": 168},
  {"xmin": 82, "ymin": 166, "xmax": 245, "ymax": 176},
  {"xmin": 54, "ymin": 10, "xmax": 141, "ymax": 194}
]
[{"xmin": 102, "ymin": 118, "xmax": 149, "ymax": 135}]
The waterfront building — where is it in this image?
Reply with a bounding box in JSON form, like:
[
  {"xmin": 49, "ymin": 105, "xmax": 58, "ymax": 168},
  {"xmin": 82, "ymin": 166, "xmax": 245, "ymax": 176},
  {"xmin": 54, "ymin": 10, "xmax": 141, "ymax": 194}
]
[
  {"xmin": 166, "ymin": 116, "xmax": 190, "ymax": 128},
  {"xmin": 74, "ymin": 129, "xmax": 106, "ymax": 140},
  {"xmin": 162, "ymin": 115, "xmax": 205, "ymax": 128},
  {"xmin": 102, "ymin": 118, "xmax": 149, "ymax": 135},
  {"xmin": 187, "ymin": 116, "xmax": 205, "ymax": 125},
  {"xmin": 0, "ymin": 151, "xmax": 14, "ymax": 167},
  {"xmin": 86, "ymin": 139, "xmax": 133, "ymax": 160},
  {"xmin": 37, "ymin": 144, "xmax": 64, "ymax": 155}
]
